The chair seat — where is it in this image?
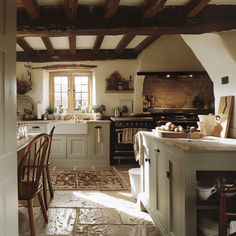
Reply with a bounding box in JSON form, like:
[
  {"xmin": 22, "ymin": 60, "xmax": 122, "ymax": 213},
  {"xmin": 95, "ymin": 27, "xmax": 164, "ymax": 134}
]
[{"xmin": 18, "ymin": 181, "xmax": 42, "ymax": 200}]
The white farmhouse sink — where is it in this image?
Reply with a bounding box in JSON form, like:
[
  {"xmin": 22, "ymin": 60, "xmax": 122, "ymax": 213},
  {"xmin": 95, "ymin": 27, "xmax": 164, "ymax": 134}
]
[{"xmin": 49, "ymin": 122, "xmax": 88, "ymax": 134}]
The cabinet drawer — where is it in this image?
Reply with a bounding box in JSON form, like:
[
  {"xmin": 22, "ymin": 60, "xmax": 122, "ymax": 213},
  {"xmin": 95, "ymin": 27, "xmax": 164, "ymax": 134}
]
[{"xmin": 27, "ymin": 124, "xmax": 48, "ymax": 133}]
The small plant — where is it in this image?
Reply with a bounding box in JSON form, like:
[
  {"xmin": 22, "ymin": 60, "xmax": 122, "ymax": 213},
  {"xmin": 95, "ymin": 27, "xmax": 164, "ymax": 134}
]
[
  {"xmin": 46, "ymin": 105, "xmax": 56, "ymax": 114},
  {"xmin": 91, "ymin": 104, "xmax": 106, "ymax": 113}
]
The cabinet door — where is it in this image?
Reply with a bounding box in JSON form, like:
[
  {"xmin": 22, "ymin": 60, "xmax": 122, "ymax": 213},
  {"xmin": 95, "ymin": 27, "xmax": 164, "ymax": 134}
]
[
  {"xmin": 143, "ymin": 149, "xmax": 151, "ymax": 207},
  {"xmin": 166, "ymin": 150, "xmax": 183, "ymax": 236},
  {"xmin": 67, "ymin": 135, "xmax": 88, "ymax": 160},
  {"xmin": 150, "ymin": 141, "xmax": 167, "ymax": 232},
  {"xmin": 88, "ymin": 123, "xmax": 110, "ymax": 164},
  {"xmin": 50, "ymin": 135, "xmax": 67, "ymax": 159}
]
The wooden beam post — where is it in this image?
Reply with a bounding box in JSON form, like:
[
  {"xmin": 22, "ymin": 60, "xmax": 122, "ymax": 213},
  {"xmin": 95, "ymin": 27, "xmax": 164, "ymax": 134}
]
[
  {"xmin": 104, "ymin": 0, "xmax": 120, "ymax": 18},
  {"xmin": 134, "ymin": 34, "xmax": 161, "ymax": 54},
  {"xmin": 186, "ymin": 0, "xmax": 212, "ymax": 18},
  {"xmin": 69, "ymin": 35, "xmax": 76, "ymax": 55},
  {"xmin": 21, "ymin": 0, "xmax": 39, "ymax": 19},
  {"xmin": 115, "ymin": 34, "xmax": 135, "ymax": 54},
  {"xmin": 143, "ymin": 0, "xmax": 167, "ymax": 18},
  {"xmin": 41, "ymin": 37, "xmax": 55, "ymax": 55},
  {"xmin": 93, "ymin": 35, "xmax": 104, "ymax": 54},
  {"xmin": 17, "ymin": 37, "xmax": 34, "ymax": 55},
  {"xmin": 64, "ymin": 0, "xmax": 77, "ymax": 18}
]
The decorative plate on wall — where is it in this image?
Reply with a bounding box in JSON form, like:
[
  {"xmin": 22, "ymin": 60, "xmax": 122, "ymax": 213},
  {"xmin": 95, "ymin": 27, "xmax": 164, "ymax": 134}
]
[{"xmin": 17, "ymin": 95, "xmax": 36, "ymax": 119}]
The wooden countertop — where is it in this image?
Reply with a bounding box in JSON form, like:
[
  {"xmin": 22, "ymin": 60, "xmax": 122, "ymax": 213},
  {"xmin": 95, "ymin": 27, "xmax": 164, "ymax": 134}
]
[{"xmin": 17, "ymin": 134, "xmax": 36, "ymax": 152}]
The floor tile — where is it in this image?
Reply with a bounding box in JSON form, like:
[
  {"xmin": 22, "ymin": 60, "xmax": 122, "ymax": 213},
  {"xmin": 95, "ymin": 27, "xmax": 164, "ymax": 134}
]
[
  {"xmin": 77, "ymin": 208, "xmax": 122, "ymax": 225},
  {"xmin": 119, "ymin": 208, "xmax": 154, "ymax": 225},
  {"xmin": 36, "ymin": 208, "xmax": 76, "ymax": 235},
  {"xmin": 82, "ymin": 225, "xmax": 161, "ymax": 236}
]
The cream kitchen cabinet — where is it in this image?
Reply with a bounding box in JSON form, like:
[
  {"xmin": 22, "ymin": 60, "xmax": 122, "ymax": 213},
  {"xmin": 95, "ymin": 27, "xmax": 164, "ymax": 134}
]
[
  {"xmin": 67, "ymin": 135, "xmax": 88, "ymax": 160},
  {"xmin": 50, "ymin": 121, "xmax": 110, "ymax": 166},
  {"xmin": 87, "ymin": 122, "xmax": 110, "ymax": 166},
  {"xmin": 50, "ymin": 135, "xmax": 67, "ymax": 159}
]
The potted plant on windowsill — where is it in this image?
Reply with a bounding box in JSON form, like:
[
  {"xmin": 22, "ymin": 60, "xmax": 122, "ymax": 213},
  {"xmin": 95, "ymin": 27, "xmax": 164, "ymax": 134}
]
[
  {"xmin": 46, "ymin": 105, "xmax": 56, "ymax": 120},
  {"xmin": 91, "ymin": 104, "xmax": 106, "ymax": 120}
]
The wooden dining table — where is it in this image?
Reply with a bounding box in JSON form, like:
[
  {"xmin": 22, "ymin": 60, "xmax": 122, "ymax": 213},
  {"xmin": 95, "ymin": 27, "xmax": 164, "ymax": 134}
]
[{"xmin": 17, "ymin": 134, "xmax": 37, "ymax": 165}]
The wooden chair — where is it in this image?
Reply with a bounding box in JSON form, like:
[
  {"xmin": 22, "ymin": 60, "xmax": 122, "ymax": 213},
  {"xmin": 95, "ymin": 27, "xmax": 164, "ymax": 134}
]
[
  {"xmin": 42, "ymin": 126, "xmax": 55, "ymax": 210},
  {"xmin": 18, "ymin": 133, "xmax": 50, "ymax": 236},
  {"xmin": 219, "ymin": 179, "xmax": 236, "ymax": 236}
]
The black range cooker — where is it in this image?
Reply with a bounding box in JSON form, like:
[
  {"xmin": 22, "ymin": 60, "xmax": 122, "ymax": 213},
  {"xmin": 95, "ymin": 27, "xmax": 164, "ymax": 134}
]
[
  {"xmin": 110, "ymin": 116, "xmax": 155, "ymax": 164},
  {"xmin": 110, "ymin": 108, "xmax": 214, "ymax": 164}
]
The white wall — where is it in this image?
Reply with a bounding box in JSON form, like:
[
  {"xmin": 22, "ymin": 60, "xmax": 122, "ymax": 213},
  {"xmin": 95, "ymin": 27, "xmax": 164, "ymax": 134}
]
[{"xmin": 182, "ymin": 31, "xmax": 236, "ymax": 138}]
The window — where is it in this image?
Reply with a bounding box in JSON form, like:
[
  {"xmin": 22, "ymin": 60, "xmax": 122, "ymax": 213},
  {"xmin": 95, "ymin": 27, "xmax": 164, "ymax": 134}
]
[{"xmin": 49, "ymin": 71, "xmax": 92, "ymax": 111}]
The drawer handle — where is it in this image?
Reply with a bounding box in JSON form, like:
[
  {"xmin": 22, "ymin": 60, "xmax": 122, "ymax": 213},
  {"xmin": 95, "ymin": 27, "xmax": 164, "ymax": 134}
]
[
  {"xmin": 95, "ymin": 126, "xmax": 101, "ymax": 129},
  {"xmin": 145, "ymin": 158, "xmax": 151, "ymax": 163},
  {"xmin": 154, "ymin": 147, "xmax": 160, "ymax": 152},
  {"xmin": 32, "ymin": 126, "xmax": 40, "ymax": 129}
]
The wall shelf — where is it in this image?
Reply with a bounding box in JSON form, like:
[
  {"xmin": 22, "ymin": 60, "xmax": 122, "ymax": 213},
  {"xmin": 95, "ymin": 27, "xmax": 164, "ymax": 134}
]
[{"xmin": 105, "ymin": 90, "xmax": 134, "ymax": 93}]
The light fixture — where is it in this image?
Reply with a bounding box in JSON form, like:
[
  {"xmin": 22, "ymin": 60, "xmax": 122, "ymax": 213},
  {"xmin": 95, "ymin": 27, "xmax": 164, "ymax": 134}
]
[{"xmin": 166, "ymin": 74, "xmax": 170, "ymax": 78}]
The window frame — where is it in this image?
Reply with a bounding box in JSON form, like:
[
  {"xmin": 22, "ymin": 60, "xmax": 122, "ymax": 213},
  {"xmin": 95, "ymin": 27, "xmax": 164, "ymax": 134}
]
[{"xmin": 49, "ymin": 70, "xmax": 92, "ymax": 112}]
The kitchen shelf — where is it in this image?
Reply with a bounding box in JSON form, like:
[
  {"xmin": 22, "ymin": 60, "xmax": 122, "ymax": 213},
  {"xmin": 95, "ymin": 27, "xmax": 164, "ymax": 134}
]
[{"xmin": 105, "ymin": 90, "xmax": 134, "ymax": 93}]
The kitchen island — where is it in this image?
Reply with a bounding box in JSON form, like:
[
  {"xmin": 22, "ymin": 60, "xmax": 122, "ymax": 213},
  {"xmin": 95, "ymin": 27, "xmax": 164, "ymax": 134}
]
[{"xmin": 138, "ymin": 131, "xmax": 236, "ymax": 236}]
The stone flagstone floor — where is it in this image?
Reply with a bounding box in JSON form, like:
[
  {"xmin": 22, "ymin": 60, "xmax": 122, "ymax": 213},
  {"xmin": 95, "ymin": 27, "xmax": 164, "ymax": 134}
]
[{"xmin": 18, "ymin": 165, "xmax": 162, "ymax": 236}]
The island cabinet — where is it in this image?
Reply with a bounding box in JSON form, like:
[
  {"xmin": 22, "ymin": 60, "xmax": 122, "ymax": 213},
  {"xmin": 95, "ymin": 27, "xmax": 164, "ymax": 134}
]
[{"xmin": 139, "ymin": 131, "xmax": 236, "ymax": 236}]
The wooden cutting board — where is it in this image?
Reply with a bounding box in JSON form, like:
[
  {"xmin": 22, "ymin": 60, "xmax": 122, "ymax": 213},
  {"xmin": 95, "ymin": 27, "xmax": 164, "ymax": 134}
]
[
  {"xmin": 212, "ymin": 96, "xmax": 234, "ymax": 138},
  {"xmin": 155, "ymin": 130, "xmax": 204, "ymax": 139}
]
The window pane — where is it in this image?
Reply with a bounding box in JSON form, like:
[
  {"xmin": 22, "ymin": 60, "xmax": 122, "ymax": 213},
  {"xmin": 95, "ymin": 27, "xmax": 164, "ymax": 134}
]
[
  {"xmin": 75, "ymin": 84, "xmax": 82, "ymax": 92},
  {"xmin": 61, "ymin": 93, "xmax": 68, "ymax": 108},
  {"xmin": 61, "ymin": 77, "xmax": 68, "ymax": 85},
  {"xmin": 81, "ymin": 85, "xmax": 87, "ymax": 92},
  {"xmin": 54, "ymin": 84, "xmax": 61, "ymax": 92},
  {"xmin": 61, "ymin": 84, "xmax": 68, "ymax": 93},
  {"xmin": 75, "ymin": 93, "xmax": 81, "ymax": 99},
  {"xmin": 82, "ymin": 93, "xmax": 88, "ymax": 100},
  {"xmin": 54, "ymin": 93, "xmax": 61, "ymax": 107},
  {"xmin": 53, "ymin": 76, "xmax": 69, "ymax": 108},
  {"xmin": 54, "ymin": 77, "xmax": 61, "ymax": 84}
]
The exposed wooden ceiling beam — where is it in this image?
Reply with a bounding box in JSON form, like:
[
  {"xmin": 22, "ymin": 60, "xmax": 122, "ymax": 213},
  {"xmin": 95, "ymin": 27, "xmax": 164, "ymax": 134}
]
[
  {"xmin": 32, "ymin": 64, "xmax": 97, "ymax": 70},
  {"xmin": 69, "ymin": 35, "xmax": 76, "ymax": 55},
  {"xmin": 17, "ymin": 49, "xmax": 137, "ymax": 62},
  {"xmin": 64, "ymin": 0, "xmax": 77, "ymax": 18},
  {"xmin": 143, "ymin": 0, "xmax": 167, "ymax": 18},
  {"xmin": 17, "ymin": 37, "xmax": 34, "ymax": 55},
  {"xmin": 134, "ymin": 34, "xmax": 161, "ymax": 54},
  {"xmin": 41, "ymin": 36, "xmax": 54, "ymax": 55},
  {"xmin": 115, "ymin": 34, "xmax": 135, "ymax": 54},
  {"xmin": 186, "ymin": 0, "xmax": 212, "ymax": 18},
  {"xmin": 21, "ymin": 0, "xmax": 39, "ymax": 20},
  {"xmin": 93, "ymin": 35, "xmax": 104, "ymax": 54},
  {"xmin": 104, "ymin": 0, "xmax": 120, "ymax": 18},
  {"xmin": 17, "ymin": 5, "xmax": 236, "ymax": 37}
]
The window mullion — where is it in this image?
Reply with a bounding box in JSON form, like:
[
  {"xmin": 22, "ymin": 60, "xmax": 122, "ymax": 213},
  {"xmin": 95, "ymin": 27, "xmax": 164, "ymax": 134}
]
[{"xmin": 68, "ymin": 74, "xmax": 74, "ymax": 111}]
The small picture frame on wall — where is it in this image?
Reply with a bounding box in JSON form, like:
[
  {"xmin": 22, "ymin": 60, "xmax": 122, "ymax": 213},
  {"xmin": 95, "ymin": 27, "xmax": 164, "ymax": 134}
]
[{"xmin": 120, "ymin": 100, "xmax": 133, "ymax": 116}]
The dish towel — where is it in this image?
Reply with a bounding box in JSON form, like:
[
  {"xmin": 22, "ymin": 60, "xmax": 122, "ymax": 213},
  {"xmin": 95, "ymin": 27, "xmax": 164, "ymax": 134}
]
[
  {"xmin": 133, "ymin": 131, "xmax": 144, "ymax": 165},
  {"xmin": 97, "ymin": 128, "xmax": 101, "ymax": 143},
  {"xmin": 122, "ymin": 128, "xmax": 149, "ymax": 144}
]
